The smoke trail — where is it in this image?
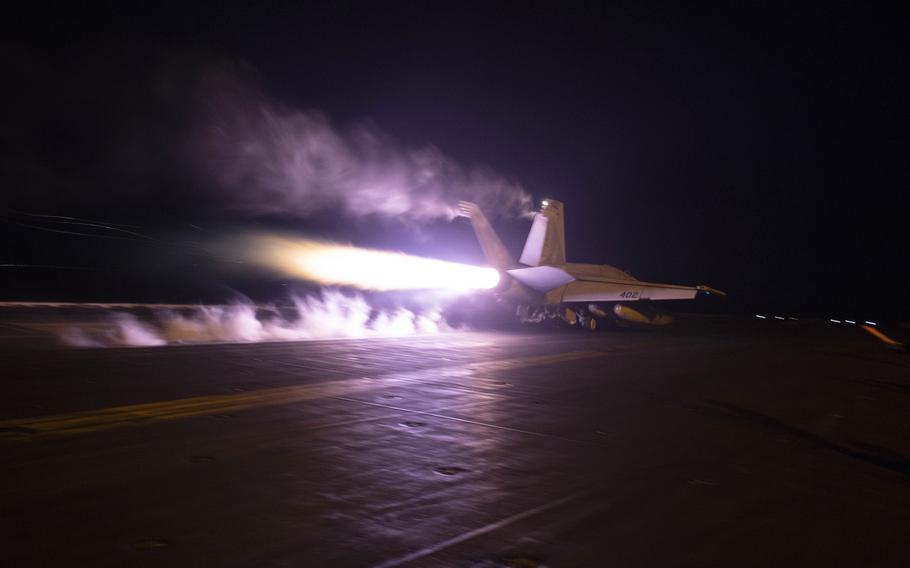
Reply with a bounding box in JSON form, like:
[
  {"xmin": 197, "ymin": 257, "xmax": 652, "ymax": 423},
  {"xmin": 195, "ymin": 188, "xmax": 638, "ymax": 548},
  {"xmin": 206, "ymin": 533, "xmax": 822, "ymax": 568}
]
[
  {"xmin": 59, "ymin": 290, "xmax": 454, "ymax": 348},
  {"xmin": 187, "ymin": 64, "xmax": 532, "ymax": 221}
]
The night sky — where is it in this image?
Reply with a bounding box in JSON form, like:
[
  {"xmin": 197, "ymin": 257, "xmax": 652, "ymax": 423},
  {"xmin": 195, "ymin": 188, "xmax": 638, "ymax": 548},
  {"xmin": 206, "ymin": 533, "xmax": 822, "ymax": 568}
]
[{"xmin": 1, "ymin": 4, "xmax": 906, "ymax": 319}]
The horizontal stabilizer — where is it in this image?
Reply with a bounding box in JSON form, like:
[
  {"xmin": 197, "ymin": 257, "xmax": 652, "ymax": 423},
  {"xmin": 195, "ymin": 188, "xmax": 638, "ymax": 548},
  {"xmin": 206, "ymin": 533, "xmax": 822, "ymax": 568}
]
[{"xmin": 507, "ymin": 266, "xmax": 576, "ymax": 292}]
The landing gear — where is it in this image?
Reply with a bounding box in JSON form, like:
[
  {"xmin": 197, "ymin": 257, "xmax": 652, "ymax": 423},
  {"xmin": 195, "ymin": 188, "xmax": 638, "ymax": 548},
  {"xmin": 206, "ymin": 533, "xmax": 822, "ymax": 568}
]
[
  {"xmin": 516, "ymin": 304, "xmax": 558, "ymax": 324},
  {"xmin": 517, "ymin": 304, "xmax": 610, "ymax": 331},
  {"xmin": 569, "ymin": 308, "xmax": 600, "ymax": 331},
  {"xmin": 584, "ymin": 316, "xmax": 599, "ymax": 332}
]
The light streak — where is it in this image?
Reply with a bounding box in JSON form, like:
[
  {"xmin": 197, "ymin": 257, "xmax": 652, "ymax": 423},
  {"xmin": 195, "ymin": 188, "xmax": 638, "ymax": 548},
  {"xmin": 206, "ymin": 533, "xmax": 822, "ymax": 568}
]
[
  {"xmin": 755, "ymin": 314, "xmax": 766, "ymax": 319},
  {"xmin": 247, "ymin": 236, "xmax": 500, "ymax": 291},
  {"xmin": 861, "ymin": 325, "xmax": 904, "ymax": 348}
]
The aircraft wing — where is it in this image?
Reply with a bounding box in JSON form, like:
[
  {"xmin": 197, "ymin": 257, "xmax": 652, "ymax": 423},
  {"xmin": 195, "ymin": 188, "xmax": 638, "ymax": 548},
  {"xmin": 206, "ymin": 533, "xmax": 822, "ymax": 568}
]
[{"xmin": 557, "ymin": 280, "xmax": 725, "ymax": 302}]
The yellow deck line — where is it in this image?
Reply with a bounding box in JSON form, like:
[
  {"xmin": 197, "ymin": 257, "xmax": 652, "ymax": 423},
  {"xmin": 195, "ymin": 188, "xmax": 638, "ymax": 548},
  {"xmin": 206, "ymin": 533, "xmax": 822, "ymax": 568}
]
[{"xmin": 0, "ymin": 350, "xmax": 608, "ymax": 442}]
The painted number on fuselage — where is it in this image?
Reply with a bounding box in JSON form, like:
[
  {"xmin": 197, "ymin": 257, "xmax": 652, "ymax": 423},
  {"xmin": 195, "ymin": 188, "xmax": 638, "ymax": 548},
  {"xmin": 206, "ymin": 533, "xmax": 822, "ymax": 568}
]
[{"xmin": 620, "ymin": 291, "xmax": 640, "ymax": 299}]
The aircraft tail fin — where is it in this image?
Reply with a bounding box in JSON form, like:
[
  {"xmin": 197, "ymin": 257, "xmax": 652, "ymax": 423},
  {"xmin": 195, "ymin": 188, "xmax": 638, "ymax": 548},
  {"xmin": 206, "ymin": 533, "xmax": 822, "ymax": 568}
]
[
  {"xmin": 457, "ymin": 201, "xmax": 514, "ymax": 268},
  {"xmin": 519, "ymin": 198, "xmax": 566, "ymax": 266}
]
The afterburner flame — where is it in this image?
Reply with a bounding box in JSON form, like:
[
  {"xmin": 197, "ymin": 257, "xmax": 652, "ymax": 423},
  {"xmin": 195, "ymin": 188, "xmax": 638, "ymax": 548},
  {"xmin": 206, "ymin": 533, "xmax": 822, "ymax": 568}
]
[{"xmin": 250, "ymin": 236, "xmax": 499, "ymax": 291}]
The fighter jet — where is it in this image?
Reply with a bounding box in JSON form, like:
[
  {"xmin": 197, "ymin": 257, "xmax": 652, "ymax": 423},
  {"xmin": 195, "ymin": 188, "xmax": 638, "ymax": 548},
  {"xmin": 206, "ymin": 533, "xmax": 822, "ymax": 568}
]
[{"xmin": 458, "ymin": 199, "xmax": 724, "ymax": 330}]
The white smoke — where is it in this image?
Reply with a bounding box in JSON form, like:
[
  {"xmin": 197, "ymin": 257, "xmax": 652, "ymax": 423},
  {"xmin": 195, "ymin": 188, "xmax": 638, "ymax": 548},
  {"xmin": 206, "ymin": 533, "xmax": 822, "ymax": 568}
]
[
  {"xmin": 187, "ymin": 65, "xmax": 532, "ymax": 221},
  {"xmin": 59, "ymin": 290, "xmax": 454, "ymax": 348}
]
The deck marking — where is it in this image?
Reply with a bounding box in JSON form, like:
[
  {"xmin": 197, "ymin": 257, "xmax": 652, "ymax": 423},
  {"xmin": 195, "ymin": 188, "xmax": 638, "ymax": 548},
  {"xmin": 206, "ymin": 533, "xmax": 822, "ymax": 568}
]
[
  {"xmin": 371, "ymin": 492, "xmax": 581, "ymax": 568},
  {"xmin": 0, "ymin": 350, "xmax": 609, "ymax": 442}
]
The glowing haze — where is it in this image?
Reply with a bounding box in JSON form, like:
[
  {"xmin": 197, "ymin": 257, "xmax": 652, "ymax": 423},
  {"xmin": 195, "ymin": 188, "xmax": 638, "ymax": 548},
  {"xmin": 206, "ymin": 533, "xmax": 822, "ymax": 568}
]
[
  {"xmin": 188, "ymin": 62, "xmax": 532, "ymax": 222},
  {"xmin": 243, "ymin": 235, "xmax": 500, "ymax": 291}
]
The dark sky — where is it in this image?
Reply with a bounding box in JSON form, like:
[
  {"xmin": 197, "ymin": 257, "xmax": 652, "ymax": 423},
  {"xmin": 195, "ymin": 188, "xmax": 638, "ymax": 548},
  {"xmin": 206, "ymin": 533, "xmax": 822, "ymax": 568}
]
[{"xmin": 1, "ymin": 3, "xmax": 906, "ymax": 318}]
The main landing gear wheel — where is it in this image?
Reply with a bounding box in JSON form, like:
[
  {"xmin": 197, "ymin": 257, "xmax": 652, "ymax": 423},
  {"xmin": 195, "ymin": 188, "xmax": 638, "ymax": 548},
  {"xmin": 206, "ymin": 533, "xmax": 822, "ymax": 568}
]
[{"xmin": 585, "ymin": 316, "xmax": 599, "ymax": 332}]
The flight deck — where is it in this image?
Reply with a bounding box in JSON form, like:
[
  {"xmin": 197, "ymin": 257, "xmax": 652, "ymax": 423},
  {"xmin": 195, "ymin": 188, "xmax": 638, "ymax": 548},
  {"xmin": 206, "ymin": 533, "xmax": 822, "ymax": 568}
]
[{"xmin": 1, "ymin": 312, "xmax": 908, "ymax": 566}]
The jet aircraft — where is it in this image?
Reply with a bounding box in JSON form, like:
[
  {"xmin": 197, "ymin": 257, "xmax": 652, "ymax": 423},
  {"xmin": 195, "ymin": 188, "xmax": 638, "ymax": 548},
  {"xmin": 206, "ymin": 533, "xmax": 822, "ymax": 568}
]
[{"xmin": 458, "ymin": 199, "xmax": 724, "ymax": 330}]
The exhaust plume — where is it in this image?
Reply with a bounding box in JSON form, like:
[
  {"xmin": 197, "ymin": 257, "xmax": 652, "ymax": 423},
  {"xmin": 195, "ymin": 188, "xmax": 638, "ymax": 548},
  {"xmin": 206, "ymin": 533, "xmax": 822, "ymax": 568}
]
[
  {"xmin": 188, "ymin": 65, "xmax": 532, "ymax": 221},
  {"xmin": 234, "ymin": 235, "xmax": 500, "ymax": 291}
]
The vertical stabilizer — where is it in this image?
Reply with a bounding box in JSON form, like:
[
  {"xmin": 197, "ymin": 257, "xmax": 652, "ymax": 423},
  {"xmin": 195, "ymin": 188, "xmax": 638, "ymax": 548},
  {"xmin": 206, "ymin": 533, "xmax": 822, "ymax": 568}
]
[
  {"xmin": 520, "ymin": 198, "xmax": 565, "ymax": 266},
  {"xmin": 457, "ymin": 201, "xmax": 514, "ymax": 268}
]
